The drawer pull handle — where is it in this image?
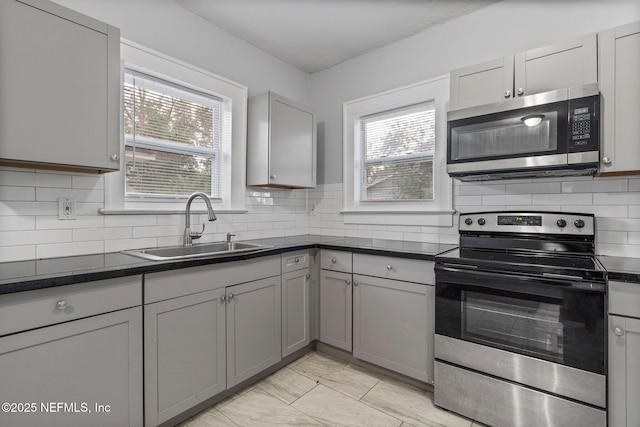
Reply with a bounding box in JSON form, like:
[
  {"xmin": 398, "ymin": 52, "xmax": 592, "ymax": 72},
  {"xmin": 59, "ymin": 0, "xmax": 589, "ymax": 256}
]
[
  {"xmin": 56, "ymin": 300, "xmax": 68, "ymax": 310},
  {"xmin": 386, "ymin": 265, "xmax": 393, "ymax": 271},
  {"xmin": 331, "ymin": 258, "xmax": 337, "ymax": 264},
  {"xmin": 614, "ymin": 327, "xmax": 624, "ymax": 336}
]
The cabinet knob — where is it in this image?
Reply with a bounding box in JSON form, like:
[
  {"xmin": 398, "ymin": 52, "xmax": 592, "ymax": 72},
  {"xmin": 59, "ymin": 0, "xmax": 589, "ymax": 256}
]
[
  {"xmin": 602, "ymin": 157, "xmax": 612, "ymax": 166},
  {"xmin": 305, "ymin": 274, "xmax": 311, "ymax": 279},
  {"xmin": 353, "ymin": 280, "xmax": 359, "ymax": 286},
  {"xmin": 614, "ymin": 327, "xmax": 624, "ymax": 336},
  {"xmin": 110, "ymin": 154, "xmax": 120, "ymax": 161},
  {"xmin": 386, "ymin": 265, "xmax": 393, "ymax": 271},
  {"xmin": 295, "ymin": 258, "xmax": 300, "ymax": 263},
  {"xmin": 221, "ymin": 295, "xmax": 226, "ymax": 302},
  {"xmin": 331, "ymin": 258, "xmax": 337, "ymax": 264},
  {"xmin": 345, "ymin": 279, "xmax": 351, "ymax": 286},
  {"xmin": 228, "ymin": 293, "xmax": 234, "ymax": 301},
  {"xmin": 504, "ymin": 90, "xmax": 511, "ymax": 98},
  {"xmin": 516, "ymin": 88, "xmax": 524, "ymax": 96},
  {"xmin": 270, "ymin": 174, "xmax": 277, "ymax": 180},
  {"xmin": 56, "ymin": 300, "xmax": 67, "ymax": 310}
]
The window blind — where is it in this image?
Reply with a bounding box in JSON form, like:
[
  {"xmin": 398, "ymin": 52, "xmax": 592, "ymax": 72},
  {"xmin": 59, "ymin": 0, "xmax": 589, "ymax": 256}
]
[
  {"xmin": 123, "ymin": 69, "xmax": 222, "ymax": 198},
  {"xmin": 360, "ymin": 101, "xmax": 435, "ymax": 201}
]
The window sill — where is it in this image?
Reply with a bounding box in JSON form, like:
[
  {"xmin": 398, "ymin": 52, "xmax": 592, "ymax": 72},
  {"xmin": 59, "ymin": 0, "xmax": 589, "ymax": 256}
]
[
  {"xmin": 341, "ymin": 209, "xmax": 455, "ymax": 227},
  {"xmin": 99, "ymin": 208, "xmax": 248, "ymax": 215}
]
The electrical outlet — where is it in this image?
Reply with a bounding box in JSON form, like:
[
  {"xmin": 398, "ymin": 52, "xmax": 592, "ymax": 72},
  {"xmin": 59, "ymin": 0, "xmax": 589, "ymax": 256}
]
[
  {"xmin": 310, "ymin": 203, "xmax": 316, "ymax": 216},
  {"xmin": 58, "ymin": 197, "xmax": 76, "ymax": 220}
]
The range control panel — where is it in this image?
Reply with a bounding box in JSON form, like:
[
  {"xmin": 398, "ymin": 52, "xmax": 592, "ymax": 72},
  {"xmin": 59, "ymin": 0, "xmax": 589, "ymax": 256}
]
[{"xmin": 460, "ymin": 212, "xmax": 595, "ymax": 235}]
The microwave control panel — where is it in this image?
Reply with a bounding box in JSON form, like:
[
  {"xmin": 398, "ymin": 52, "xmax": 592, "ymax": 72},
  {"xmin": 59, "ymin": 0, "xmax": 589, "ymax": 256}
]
[{"xmin": 568, "ymin": 95, "xmax": 599, "ymax": 153}]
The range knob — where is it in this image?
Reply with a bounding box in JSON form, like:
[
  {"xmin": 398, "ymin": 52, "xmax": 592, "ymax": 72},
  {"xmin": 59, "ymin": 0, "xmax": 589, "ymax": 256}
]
[
  {"xmin": 574, "ymin": 219, "xmax": 585, "ymax": 229},
  {"xmin": 478, "ymin": 218, "xmax": 486, "ymax": 226},
  {"xmin": 464, "ymin": 218, "xmax": 473, "ymax": 225},
  {"xmin": 556, "ymin": 219, "xmax": 567, "ymax": 228}
]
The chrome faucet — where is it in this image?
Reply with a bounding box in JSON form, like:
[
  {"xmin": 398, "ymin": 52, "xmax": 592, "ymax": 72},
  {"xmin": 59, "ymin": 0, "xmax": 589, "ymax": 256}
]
[{"xmin": 184, "ymin": 192, "xmax": 217, "ymax": 247}]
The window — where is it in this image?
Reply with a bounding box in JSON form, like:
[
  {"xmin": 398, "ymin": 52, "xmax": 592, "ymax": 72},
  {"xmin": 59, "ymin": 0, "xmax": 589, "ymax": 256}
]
[
  {"xmin": 124, "ymin": 70, "xmax": 223, "ymax": 199},
  {"xmin": 360, "ymin": 102, "xmax": 435, "ymax": 201},
  {"xmin": 343, "ymin": 76, "xmax": 453, "ymax": 226},
  {"xmin": 103, "ymin": 40, "xmax": 248, "ymax": 213}
]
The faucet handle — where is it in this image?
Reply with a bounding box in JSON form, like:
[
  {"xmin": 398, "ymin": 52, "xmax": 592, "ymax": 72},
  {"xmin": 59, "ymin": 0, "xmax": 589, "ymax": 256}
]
[{"xmin": 226, "ymin": 232, "xmax": 236, "ymax": 243}]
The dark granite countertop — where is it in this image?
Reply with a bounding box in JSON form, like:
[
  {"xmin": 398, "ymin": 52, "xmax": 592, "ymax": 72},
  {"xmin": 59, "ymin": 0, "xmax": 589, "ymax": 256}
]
[
  {"xmin": 0, "ymin": 235, "xmax": 454, "ymax": 295},
  {"xmin": 598, "ymin": 255, "xmax": 640, "ymax": 283}
]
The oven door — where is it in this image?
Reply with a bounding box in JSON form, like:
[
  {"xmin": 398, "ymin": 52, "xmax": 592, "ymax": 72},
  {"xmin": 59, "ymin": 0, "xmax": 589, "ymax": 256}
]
[{"xmin": 435, "ymin": 262, "xmax": 606, "ymax": 410}]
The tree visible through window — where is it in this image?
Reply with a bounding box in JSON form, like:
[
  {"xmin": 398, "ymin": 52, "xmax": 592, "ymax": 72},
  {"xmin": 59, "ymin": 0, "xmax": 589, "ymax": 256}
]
[
  {"xmin": 123, "ymin": 69, "xmax": 223, "ymax": 198},
  {"xmin": 360, "ymin": 101, "xmax": 435, "ymax": 201}
]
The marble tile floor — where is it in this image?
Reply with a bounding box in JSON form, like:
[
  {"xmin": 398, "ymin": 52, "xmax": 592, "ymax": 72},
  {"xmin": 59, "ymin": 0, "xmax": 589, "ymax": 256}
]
[{"xmin": 179, "ymin": 351, "xmax": 483, "ymax": 427}]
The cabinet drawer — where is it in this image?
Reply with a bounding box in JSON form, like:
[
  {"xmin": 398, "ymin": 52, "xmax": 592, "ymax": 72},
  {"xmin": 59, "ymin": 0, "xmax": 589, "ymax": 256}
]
[
  {"xmin": 320, "ymin": 250, "xmax": 352, "ymax": 272},
  {"xmin": 609, "ymin": 280, "xmax": 640, "ymax": 318},
  {"xmin": 0, "ymin": 275, "xmax": 141, "ymax": 336},
  {"xmin": 353, "ymin": 254, "xmax": 434, "ymax": 285},
  {"xmin": 282, "ymin": 251, "xmax": 310, "ymax": 273}
]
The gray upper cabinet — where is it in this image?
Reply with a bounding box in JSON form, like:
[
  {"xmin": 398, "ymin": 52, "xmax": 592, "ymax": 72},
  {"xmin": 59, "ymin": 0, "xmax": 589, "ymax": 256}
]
[
  {"xmin": 352, "ymin": 254, "xmax": 435, "ymax": 384},
  {"xmin": 0, "ymin": 277, "xmax": 143, "ymax": 427},
  {"xmin": 281, "ymin": 251, "xmax": 311, "ymax": 357},
  {"xmin": 598, "ymin": 21, "xmax": 640, "ymax": 176},
  {"xmin": 608, "ymin": 280, "xmax": 640, "ymax": 427},
  {"xmin": 449, "ymin": 34, "xmax": 597, "ymax": 110},
  {"xmin": 0, "ymin": 0, "xmax": 120, "ymax": 173},
  {"xmin": 247, "ymin": 92, "xmax": 316, "ymax": 188}
]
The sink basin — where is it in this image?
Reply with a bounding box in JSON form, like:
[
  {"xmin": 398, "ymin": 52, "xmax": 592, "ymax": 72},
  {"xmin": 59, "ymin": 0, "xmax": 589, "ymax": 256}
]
[{"xmin": 122, "ymin": 241, "xmax": 270, "ymax": 261}]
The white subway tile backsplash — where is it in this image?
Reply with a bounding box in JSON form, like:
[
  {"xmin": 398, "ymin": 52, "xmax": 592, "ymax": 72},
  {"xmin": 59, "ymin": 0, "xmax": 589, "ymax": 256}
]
[
  {"xmin": 506, "ymin": 182, "xmax": 561, "ymax": 195},
  {"xmin": 629, "ymin": 179, "xmax": 640, "ymax": 192},
  {"xmin": 0, "ymin": 230, "xmax": 71, "ymax": 247},
  {"xmin": 562, "ymin": 179, "xmax": 628, "ymax": 193},
  {"xmin": 36, "ymin": 241, "xmax": 104, "ymax": 259},
  {"xmin": 458, "ymin": 183, "xmax": 506, "ymax": 196},
  {"xmin": 104, "ymin": 237, "xmax": 157, "ymax": 253},
  {"xmin": 0, "ymin": 186, "xmax": 35, "ymax": 201},
  {"xmin": 35, "ymin": 173, "xmax": 72, "ymax": 188},
  {"xmin": 0, "ymin": 170, "xmax": 38, "ymax": 187},
  {"xmin": 532, "ymin": 193, "xmax": 592, "ymax": 205},
  {"xmin": 36, "ymin": 216, "xmax": 104, "ymax": 230},
  {"xmin": 483, "ymin": 194, "xmax": 533, "ymax": 206},
  {"xmin": 73, "ymin": 227, "xmax": 132, "ymax": 242},
  {"xmin": 593, "ymin": 192, "xmax": 640, "ymax": 205},
  {"xmin": 0, "ymin": 245, "xmax": 35, "ymax": 262},
  {"xmin": 104, "ymin": 215, "xmax": 157, "ymax": 227},
  {"xmin": 35, "ymin": 187, "xmax": 103, "ymax": 203},
  {"xmin": 72, "ymin": 175, "xmax": 105, "ymax": 190},
  {"xmin": 0, "ymin": 216, "xmax": 35, "ymax": 232}
]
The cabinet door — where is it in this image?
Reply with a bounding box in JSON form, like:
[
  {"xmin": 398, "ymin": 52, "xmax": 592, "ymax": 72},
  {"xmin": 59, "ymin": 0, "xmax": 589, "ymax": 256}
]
[
  {"xmin": 144, "ymin": 289, "xmax": 226, "ymax": 427},
  {"xmin": 514, "ymin": 34, "xmax": 597, "ymax": 98},
  {"xmin": 226, "ymin": 276, "xmax": 282, "ymax": 387},
  {"xmin": 0, "ymin": 307, "xmax": 142, "ymax": 427},
  {"xmin": 598, "ymin": 21, "xmax": 640, "ymax": 175},
  {"xmin": 269, "ymin": 94, "xmax": 316, "ymax": 188},
  {"xmin": 449, "ymin": 56, "xmax": 514, "ymax": 110},
  {"xmin": 319, "ymin": 270, "xmax": 352, "ymax": 351},
  {"xmin": 353, "ymin": 275, "xmax": 433, "ymax": 383},
  {"xmin": 0, "ymin": 0, "xmax": 119, "ymax": 172},
  {"xmin": 282, "ymin": 268, "xmax": 311, "ymax": 357},
  {"xmin": 608, "ymin": 315, "xmax": 640, "ymax": 427}
]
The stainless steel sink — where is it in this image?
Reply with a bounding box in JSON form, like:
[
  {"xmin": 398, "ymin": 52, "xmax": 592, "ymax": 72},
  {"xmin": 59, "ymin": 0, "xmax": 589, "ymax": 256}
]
[{"xmin": 122, "ymin": 241, "xmax": 270, "ymax": 261}]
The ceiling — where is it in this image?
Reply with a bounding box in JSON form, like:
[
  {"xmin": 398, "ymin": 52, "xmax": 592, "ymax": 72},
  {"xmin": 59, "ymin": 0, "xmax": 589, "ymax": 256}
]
[{"xmin": 175, "ymin": 0, "xmax": 500, "ymax": 73}]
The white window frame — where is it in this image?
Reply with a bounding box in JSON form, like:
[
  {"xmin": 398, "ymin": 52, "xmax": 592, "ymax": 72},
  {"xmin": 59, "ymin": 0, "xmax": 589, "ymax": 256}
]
[
  {"xmin": 343, "ymin": 75, "xmax": 453, "ymax": 226},
  {"xmin": 103, "ymin": 39, "xmax": 248, "ymax": 213}
]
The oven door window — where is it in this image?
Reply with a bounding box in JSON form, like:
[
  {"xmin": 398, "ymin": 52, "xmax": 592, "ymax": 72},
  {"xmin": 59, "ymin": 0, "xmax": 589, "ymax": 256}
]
[{"xmin": 435, "ymin": 271, "xmax": 604, "ymax": 375}]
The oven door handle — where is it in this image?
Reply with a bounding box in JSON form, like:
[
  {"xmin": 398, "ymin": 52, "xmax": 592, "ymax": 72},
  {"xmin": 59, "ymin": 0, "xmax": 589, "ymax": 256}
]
[{"xmin": 435, "ymin": 263, "xmax": 606, "ymax": 293}]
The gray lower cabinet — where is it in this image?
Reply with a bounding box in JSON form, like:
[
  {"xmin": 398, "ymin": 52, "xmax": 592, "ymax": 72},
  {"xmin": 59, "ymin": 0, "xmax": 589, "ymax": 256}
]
[
  {"xmin": 226, "ymin": 276, "xmax": 282, "ymax": 387},
  {"xmin": 608, "ymin": 280, "xmax": 640, "ymax": 426},
  {"xmin": 144, "ymin": 289, "xmax": 226, "ymax": 427},
  {"xmin": 352, "ymin": 274, "xmax": 433, "ymax": 383},
  {"xmin": 281, "ymin": 251, "xmax": 311, "ymax": 357},
  {"xmin": 0, "ymin": 307, "xmax": 143, "ymax": 427},
  {"xmin": 0, "ymin": 276, "xmax": 143, "ymax": 427},
  {"xmin": 319, "ymin": 269, "xmax": 353, "ymax": 352}
]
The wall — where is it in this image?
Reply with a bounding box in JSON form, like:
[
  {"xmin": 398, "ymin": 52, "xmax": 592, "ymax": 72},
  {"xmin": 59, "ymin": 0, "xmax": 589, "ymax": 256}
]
[
  {"xmin": 1, "ymin": 0, "xmax": 640, "ymax": 262},
  {"xmin": 0, "ymin": 0, "xmax": 312, "ymax": 262},
  {"xmin": 310, "ymin": 0, "xmax": 640, "ymax": 258}
]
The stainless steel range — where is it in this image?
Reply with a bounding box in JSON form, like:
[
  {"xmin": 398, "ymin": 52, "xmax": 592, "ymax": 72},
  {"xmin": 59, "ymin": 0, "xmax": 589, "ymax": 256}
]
[{"xmin": 434, "ymin": 211, "xmax": 606, "ymax": 427}]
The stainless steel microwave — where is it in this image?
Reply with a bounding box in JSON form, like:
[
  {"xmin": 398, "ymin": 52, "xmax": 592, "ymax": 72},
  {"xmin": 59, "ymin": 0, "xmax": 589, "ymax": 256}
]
[{"xmin": 447, "ymin": 83, "xmax": 600, "ymax": 181}]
